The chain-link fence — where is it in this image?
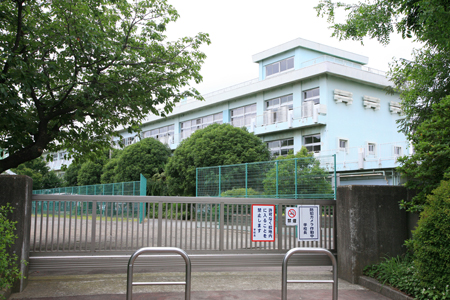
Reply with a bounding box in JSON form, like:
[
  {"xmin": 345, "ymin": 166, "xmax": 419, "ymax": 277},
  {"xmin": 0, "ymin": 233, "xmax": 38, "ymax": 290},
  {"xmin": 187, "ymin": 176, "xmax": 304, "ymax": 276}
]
[
  {"xmin": 196, "ymin": 155, "xmax": 336, "ymax": 199},
  {"xmin": 33, "ymin": 181, "xmax": 142, "ymax": 195}
]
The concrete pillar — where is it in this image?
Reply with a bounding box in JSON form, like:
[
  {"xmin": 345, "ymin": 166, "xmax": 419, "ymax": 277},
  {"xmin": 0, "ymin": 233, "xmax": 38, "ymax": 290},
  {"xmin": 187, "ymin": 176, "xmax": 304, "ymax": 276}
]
[
  {"xmin": 336, "ymin": 185, "xmax": 408, "ymax": 284},
  {"xmin": 0, "ymin": 175, "xmax": 33, "ymax": 295}
]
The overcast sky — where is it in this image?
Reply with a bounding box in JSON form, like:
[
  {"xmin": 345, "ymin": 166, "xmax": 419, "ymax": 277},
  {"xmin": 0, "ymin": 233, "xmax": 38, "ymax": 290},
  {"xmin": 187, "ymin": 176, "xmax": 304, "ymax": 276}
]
[{"xmin": 165, "ymin": 0, "xmax": 420, "ymax": 95}]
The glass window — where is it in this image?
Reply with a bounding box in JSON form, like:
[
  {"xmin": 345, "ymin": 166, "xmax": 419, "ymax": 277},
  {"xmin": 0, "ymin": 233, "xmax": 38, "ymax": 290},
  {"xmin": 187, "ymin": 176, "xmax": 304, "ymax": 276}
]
[
  {"xmin": 304, "ymin": 134, "xmax": 321, "ymax": 153},
  {"xmin": 368, "ymin": 143, "xmax": 376, "ymax": 155},
  {"xmin": 304, "ymin": 88, "xmax": 320, "ymax": 105},
  {"xmin": 231, "ymin": 104, "xmax": 256, "ymax": 128},
  {"xmin": 265, "ymin": 57, "xmax": 294, "ymax": 77},
  {"xmin": 267, "ymin": 138, "xmax": 294, "ymax": 157},
  {"xmin": 181, "ymin": 113, "xmax": 223, "ymax": 140}
]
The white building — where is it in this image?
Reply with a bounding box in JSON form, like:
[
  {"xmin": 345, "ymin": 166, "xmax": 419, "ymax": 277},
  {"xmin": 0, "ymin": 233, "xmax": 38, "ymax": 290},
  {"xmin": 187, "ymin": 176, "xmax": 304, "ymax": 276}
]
[{"xmin": 49, "ymin": 38, "xmax": 409, "ymax": 185}]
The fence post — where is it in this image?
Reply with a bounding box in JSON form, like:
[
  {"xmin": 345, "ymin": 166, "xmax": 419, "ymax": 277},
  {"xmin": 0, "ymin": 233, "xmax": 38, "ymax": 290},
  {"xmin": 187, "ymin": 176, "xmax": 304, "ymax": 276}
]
[
  {"xmin": 295, "ymin": 158, "xmax": 298, "ymax": 199},
  {"xmin": 218, "ymin": 166, "xmax": 221, "ymax": 197},
  {"xmin": 91, "ymin": 201, "xmax": 97, "ymax": 253},
  {"xmin": 245, "ymin": 164, "xmax": 248, "ymax": 198},
  {"xmin": 139, "ymin": 174, "xmax": 147, "ymax": 223},
  {"xmin": 276, "ymin": 161, "xmax": 279, "ymax": 198},
  {"xmin": 219, "ymin": 202, "xmax": 225, "ymax": 251},
  {"xmin": 157, "ymin": 201, "xmax": 163, "ymax": 247}
]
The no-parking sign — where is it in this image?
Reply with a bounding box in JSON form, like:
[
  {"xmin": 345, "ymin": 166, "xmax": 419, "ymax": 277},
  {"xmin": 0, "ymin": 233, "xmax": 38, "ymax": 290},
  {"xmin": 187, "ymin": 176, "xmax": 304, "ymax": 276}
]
[{"xmin": 285, "ymin": 207, "xmax": 298, "ymax": 226}]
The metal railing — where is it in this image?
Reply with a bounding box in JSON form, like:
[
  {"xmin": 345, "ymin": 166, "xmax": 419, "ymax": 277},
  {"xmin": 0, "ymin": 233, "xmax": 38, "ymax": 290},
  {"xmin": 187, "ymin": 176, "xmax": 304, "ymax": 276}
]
[
  {"xmin": 30, "ymin": 195, "xmax": 336, "ymax": 255},
  {"xmin": 282, "ymin": 248, "xmax": 338, "ymax": 300},
  {"xmin": 126, "ymin": 247, "xmax": 191, "ymax": 300}
]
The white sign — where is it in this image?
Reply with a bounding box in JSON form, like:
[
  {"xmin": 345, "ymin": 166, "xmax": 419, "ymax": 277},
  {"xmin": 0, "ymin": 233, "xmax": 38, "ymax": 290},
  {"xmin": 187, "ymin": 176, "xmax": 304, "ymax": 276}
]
[
  {"xmin": 285, "ymin": 207, "xmax": 298, "ymax": 226},
  {"xmin": 298, "ymin": 205, "xmax": 320, "ymax": 242},
  {"xmin": 251, "ymin": 204, "xmax": 275, "ymax": 242}
]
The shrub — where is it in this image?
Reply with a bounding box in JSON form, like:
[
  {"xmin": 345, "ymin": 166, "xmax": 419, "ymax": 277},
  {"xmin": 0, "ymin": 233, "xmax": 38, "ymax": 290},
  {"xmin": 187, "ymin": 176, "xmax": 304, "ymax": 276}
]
[
  {"xmin": 0, "ymin": 204, "xmax": 23, "ymax": 298},
  {"xmin": 411, "ymin": 179, "xmax": 450, "ymax": 295},
  {"xmin": 220, "ymin": 188, "xmax": 260, "ymax": 198}
]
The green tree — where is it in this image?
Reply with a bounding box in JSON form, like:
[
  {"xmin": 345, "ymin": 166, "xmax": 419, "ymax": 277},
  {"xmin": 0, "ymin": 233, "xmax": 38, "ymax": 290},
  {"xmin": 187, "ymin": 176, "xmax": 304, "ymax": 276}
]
[
  {"xmin": 396, "ymin": 97, "xmax": 450, "ymax": 210},
  {"xmin": 77, "ymin": 160, "xmax": 104, "ymax": 186},
  {"xmin": 62, "ymin": 162, "xmax": 82, "ymax": 187},
  {"xmin": 0, "ymin": 0, "xmax": 210, "ymax": 174},
  {"xmin": 411, "ymin": 179, "xmax": 450, "ymax": 297},
  {"xmin": 263, "ymin": 148, "xmax": 333, "ymax": 198},
  {"xmin": 165, "ymin": 123, "xmax": 271, "ymax": 196},
  {"xmin": 12, "ymin": 157, "xmax": 62, "ymax": 190},
  {"xmin": 100, "ymin": 149, "xmax": 122, "ymax": 184},
  {"xmin": 315, "ymin": 0, "xmax": 450, "ymax": 209},
  {"xmin": 115, "ymin": 138, "xmax": 171, "ymax": 183}
]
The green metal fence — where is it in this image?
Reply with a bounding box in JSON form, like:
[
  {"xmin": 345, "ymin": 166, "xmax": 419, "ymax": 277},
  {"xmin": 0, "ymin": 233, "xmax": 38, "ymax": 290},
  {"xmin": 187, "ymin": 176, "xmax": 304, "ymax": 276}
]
[
  {"xmin": 33, "ymin": 180, "xmax": 143, "ymax": 196},
  {"xmin": 32, "ymin": 175, "xmax": 148, "ymax": 222},
  {"xmin": 196, "ymin": 155, "xmax": 336, "ymax": 199}
]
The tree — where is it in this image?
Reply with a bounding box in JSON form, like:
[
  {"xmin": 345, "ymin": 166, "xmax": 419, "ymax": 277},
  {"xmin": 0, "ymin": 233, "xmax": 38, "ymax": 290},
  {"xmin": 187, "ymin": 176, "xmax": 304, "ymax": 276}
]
[
  {"xmin": 77, "ymin": 160, "xmax": 104, "ymax": 186},
  {"xmin": 316, "ymin": 0, "xmax": 450, "ymax": 210},
  {"xmin": 165, "ymin": 123, "xmax": 271, "ymax": 196},
  {"xmin": 62, "ymin": 162, "xmax": 82, "ymax": 187},
  {"xmin": 115, "ymin": 137, "xmax": 171, "ymax": 182},
  {"xmin": 12, "ymin": 157, "xmax": 62, "ymax": 190},
  {"xmin": 0, "ymin": 0, "xmax": 210, "ymax": 174},
  {"xmin": 263, "ymin": 148, "xmax": 333, "ymax": 198}
]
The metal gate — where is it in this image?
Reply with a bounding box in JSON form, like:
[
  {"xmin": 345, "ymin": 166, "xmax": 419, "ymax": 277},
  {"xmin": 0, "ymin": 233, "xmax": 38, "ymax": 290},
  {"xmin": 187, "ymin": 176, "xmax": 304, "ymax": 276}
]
[{"xmin": 30, "ymin": 194, "xmax": 336, "ymax": 271}]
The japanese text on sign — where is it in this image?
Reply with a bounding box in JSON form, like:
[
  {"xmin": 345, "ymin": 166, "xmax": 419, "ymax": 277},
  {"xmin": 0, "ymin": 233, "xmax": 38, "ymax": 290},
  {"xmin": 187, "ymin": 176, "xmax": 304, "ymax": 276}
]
[
  {"xmin": 298, "ymin": 205, "xmax": 320, "ymax": 242},
  {"xmin": 251, "ymin": 204, "xmax": 276, "ymax": 242}
]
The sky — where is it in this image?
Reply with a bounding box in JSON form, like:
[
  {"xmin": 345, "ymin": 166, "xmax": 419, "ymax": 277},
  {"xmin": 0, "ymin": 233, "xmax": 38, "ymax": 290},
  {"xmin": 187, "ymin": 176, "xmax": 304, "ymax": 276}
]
[{"xmin": 165, "ymin": 0, "xmax": 420, "ymax": 95}]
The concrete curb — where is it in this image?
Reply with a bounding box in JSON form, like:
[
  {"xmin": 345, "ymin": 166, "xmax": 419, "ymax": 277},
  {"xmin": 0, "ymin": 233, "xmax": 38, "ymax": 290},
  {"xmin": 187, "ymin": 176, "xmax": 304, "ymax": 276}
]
[{"xmin": 359, "ymin": 276, "xmax": 415, "ymax": 300}]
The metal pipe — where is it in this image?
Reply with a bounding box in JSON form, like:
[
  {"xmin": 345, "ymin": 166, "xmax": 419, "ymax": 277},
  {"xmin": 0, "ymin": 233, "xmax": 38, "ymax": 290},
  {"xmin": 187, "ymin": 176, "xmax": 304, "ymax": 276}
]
[
  {"xmin": 126, "ymin": 247, "xmax": 191, "ymax": 300},
  {"xmin": 281, "ymin": 247, "xmax": 338, "ymax": 300}
]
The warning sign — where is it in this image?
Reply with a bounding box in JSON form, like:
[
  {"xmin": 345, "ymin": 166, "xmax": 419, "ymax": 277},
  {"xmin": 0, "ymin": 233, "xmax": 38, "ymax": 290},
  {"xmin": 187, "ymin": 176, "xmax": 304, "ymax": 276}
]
[
  {"xmin": 298, "ymin": 205, "xmax": 320, "ymax": 242},
  {"xmin": 251, "ymin": 204, "xmax": 276, "ymax": 242},
  {"xmin": 285, "ymin": 207, "xmax": 298, "ymax": 226}
]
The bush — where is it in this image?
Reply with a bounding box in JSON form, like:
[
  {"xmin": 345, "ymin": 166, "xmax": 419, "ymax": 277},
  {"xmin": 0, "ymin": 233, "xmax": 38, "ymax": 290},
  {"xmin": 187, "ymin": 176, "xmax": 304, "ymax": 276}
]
[
  {"xmin": 0, "ymin": 204, "xmax": 23, "ymax": 298},
  {"xmin": 411, "ymin": 179, "xmax": 450, "ymax": 296},
  {"xmin": 220, "ymin": 187, "xmax": 260, "ymax": 198}
]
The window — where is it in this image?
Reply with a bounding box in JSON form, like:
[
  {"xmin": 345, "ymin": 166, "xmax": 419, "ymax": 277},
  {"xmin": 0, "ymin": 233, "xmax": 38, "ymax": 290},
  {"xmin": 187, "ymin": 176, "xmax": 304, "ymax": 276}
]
[
  {"xmin": 181, "ymin": 112, "xmax": 223, "ymax": 139},
  {"xmin": 59, "ymin": 152, "xmax": 67, "ymax": 160},
  {"xmin": 266, "ymin": 57, "xmax": 294, "ymax": 77},
  {"xmin": 304, "ymin": 134, "xmax": 321, "ymax": 153},
  {"xmin": 52, "ymin": 153, "xmax": 58, "ymax": 160},
  {"xmin": 142, "ymin": 125, "xmax": 174, "ymax": 144},
  {"xmin": 231, "ymin": 104, "xmax": 256, "ymax": 127},
  {"xmin": 394, "ymin": 146, "xmax": 402, "ymax": 156},
  {"xmin": 304, "ymin": 88, "xmax": 320, "ymax": 104},
  {"xmin": 264, "ymin": 94, "xmax": 293, "ymax": 124},
  {"xmin": 267, "ymin": 138, "xmax": 294, "ymax": 157},
  {"xmin": 339, "ymin": 139, "xmax": 348, "ymax": 152},
  {"xmin": 368, "ymin": 143, "xmax": 376, "ymax": 155}
]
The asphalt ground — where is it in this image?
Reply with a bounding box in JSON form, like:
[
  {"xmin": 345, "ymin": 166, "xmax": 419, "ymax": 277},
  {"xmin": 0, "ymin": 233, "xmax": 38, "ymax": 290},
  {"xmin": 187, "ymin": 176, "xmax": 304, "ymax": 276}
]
[{"xmin": 9, "ymin": 266, "xmax": 391, "ymax": 300}]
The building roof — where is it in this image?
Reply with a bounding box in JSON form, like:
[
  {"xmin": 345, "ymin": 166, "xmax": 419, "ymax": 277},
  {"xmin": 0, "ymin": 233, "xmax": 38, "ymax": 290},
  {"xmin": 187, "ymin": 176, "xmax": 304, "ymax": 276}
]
[{"xmin": 252, "ymin": 37, "xmax": 369, "ymax": 65}]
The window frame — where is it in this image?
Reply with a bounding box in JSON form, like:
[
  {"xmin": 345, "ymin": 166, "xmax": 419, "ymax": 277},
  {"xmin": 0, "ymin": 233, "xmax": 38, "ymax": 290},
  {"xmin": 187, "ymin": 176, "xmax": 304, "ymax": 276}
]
[
  {"xmin": 267, "ymin": 138, "xmax": 294, "ymax": 157},
  {"xmin": 303, "ymin": 87, "xmax": 320, "ymax": 105},
  {"xmin": 303, "ymin": 134, "xmax": 321, "ymax": 153},
  {"xmin": 180, "ymin": 112, "xmax": 223, "ymax": 139},
  {"xmin": 338, "ymin": 138, "xmax": 349, "ymax": 152},
  {"xmin": 265, "ymin": 57, "xmax": 294, "ymax": 77},
  {"xmin": 231, "ymin": 104, "xmax": 256, "ymax": 128}
]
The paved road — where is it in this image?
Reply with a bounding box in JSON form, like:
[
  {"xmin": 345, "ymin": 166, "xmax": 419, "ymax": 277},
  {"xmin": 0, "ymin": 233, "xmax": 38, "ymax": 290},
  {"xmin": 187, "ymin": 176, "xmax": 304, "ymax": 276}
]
[{"xmin": 10, "ymin": 266, "xmax": 390, "ymax": 300}]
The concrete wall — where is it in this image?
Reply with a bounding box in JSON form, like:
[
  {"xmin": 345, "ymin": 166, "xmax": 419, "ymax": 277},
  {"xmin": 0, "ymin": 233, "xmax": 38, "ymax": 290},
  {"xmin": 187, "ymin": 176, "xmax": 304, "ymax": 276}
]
[
  {"xmin": 336, "ymin": 185, "xmax": 408, "ymax": 284},
  {"xmin": 0, "ymin": 175, "xmax": 32, "ymax": 296}
]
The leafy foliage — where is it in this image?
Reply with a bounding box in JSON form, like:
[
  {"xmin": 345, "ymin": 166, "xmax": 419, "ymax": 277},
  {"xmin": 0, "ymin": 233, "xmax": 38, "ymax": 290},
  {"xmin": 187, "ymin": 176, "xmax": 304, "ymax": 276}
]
[
  {"xmin": 62, "ymin": 162, "xmax": 82, "ymax": 187},
  {"xmin": 77, "ymin": 160, "xmax": 104, "ymax": 186},
  {"xmin": 220, "ymin": 187, "xmax": 260, "ymax": 198},
  {"xmin": 316, "ymin": 0, "xmax": 450, "ymax": 210},
  {"xmin": 0, "ymin": 0, "xmax": 210, "ymax": 174},
  {"xmin": 411, "ymin": 179, "xmax": 450, "ymax": 295},
  {"xmin": 165, "ymin": 123, "xmax": 271, "ymax": 196},
  {"xmin": 263, "ymin": 148, "xmax": 333, "ymax": 198},
  {"xmin": 397, "ymin": 97, "xmax": 450, "ymax": 210},
  {"xmin": 0, "ymin": 204, "xmax": 23, "ymax": 298},
  {"xmin": 11, "ymin": 157, "xmax": 62, "ymax": 190},
  {"xmin": 115, "ymin": 138, "xmax": 171, "ymax": 183}
]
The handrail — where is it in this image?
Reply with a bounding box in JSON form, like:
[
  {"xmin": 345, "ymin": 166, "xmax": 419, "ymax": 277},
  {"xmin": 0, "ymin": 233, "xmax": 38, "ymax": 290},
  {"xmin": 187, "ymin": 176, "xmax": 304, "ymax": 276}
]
[
  {"xmin": 281, "ymin": 247, "xmax": 338, "ymax": 300},
  {"xmin": 126, "ymin": 247, "xmax": 191, "ymax": 300}
]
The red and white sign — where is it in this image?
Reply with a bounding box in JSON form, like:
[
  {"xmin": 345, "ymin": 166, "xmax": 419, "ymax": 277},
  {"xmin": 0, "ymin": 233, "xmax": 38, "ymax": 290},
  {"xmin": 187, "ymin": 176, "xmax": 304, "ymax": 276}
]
[
  {"xmin": 251, "ymin": 204, "xmax": 276, "ymax": 242},
  {"xmin": 285, "ymin": 207, "xmax": 298, "ymax": 226}
]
